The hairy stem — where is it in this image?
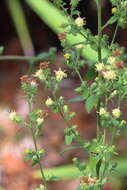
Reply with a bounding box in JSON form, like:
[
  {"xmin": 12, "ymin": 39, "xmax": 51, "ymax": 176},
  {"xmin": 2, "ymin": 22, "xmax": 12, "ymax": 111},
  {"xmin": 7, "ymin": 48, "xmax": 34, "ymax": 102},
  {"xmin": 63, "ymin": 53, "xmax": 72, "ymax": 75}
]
[
  {"xmin": 28, "ymin": 101, "xmax": 47, "ymax": 189},
  {"xmin": 97, "ymin": 0, "xmax": 102, "ymax": 140}
]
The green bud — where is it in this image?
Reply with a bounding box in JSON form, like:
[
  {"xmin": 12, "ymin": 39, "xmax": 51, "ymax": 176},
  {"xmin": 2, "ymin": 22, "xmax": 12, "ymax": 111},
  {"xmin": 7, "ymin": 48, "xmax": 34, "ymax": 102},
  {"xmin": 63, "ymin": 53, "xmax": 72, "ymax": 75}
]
[{"xmin": 63, "ymin": 105, "xmax": 68, "ymax": 113}]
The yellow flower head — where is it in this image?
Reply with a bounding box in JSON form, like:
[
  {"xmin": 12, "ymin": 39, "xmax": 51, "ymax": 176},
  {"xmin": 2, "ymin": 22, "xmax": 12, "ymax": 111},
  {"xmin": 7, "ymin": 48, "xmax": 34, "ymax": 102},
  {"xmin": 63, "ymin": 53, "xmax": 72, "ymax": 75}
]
[{"xmin": 64, "ymin": 53, "xmax": 71, "ymax": 59}]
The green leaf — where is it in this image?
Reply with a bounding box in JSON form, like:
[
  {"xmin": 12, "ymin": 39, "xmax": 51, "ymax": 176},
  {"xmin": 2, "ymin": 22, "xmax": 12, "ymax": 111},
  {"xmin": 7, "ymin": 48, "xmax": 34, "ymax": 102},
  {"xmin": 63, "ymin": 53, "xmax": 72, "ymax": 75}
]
[
  {"xmin": 84, "ymin": 67, "xmax": 96, "ymax": 80},
  {"xmin": 24, "ymin": 154, "xmax": 33, "ymax": 161},
  {"xmin": 69, "ymin": 96, "xmax": 84, "ymax": 102},
  {"xmin": 85, "ymin": 95, "xmax": 99, "ymax": 113},
  {"xmin": 96, "ymin": 159, "xmax": 102, "ymax": 179},
  {"xmin": 70, "ymin": 0, "xmax": 80, "ymax": 7},
  {"xmin": 61, "ymin": 145, "xmax": 83, "ymax": 155},
  {"xmin": 108, "ymin": 16, "xmax": 117, "ymax": 25},
  {"xmin": 65, "ymin": 134, "xmax": 73, "ymax": 145}
]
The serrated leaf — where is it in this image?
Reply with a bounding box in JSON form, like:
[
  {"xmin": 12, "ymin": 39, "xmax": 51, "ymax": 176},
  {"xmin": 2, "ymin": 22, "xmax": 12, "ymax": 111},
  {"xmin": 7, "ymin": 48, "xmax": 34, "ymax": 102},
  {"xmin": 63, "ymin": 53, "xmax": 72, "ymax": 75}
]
[
  {"xmin": 69, "ymin": 96, "xmax": 84, "ymax": 102},
  {"xmin": 85, "ymin": 95, "xmax": 99, "ymax": 113}
]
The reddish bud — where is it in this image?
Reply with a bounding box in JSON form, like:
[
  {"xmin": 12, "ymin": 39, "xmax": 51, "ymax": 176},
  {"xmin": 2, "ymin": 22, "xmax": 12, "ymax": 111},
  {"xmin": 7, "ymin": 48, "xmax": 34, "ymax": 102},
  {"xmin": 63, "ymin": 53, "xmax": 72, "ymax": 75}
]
[
  {"xmin": 112, "ymin": 49, "xmax": 121, "ymax": 57},
  {"xmin": 58, "ymin": 33, "xmax": 66, "ymax": 40},
  {"xmin": 115, "ymin": 61, "xmax": 124, "ymax": 69},
  {"xmin": 40, "ymin": 62, "xmax": 50, "ymax": 69}
]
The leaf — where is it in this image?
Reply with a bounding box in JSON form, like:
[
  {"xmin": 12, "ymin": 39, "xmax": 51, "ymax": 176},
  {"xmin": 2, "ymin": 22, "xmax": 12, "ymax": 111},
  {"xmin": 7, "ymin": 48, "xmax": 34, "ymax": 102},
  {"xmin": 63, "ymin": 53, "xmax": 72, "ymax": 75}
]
[
  {"xmin": 70, "ymin": 0, "xmax": 80, "ymax": 8},
  {"xmin": 69, "ymin": 96, "xmax": 84, "ymax": 102},
  {"xmin": 65, "ymin": 134, "xmax": 73, "ymax": 145},
  {"xmin": 83, "ymin": 88, "xmax": 90, "ymax": 99},
  {"xmin": 85, "ymin": 95, "xmax": 99, "ymax": 113},
  {"xmin": 96, "ymin": 159, "xmax": 102, "ymax": 179},
  {"xmin": 108, "ymin": 16, "xmax": 117, "ymax": 25},
  {"xmin": 61, "ymin": 145, "xmax": 83, "ymax": 155},
  {"xmin": 24, "ymin": 154, "xmax": 33, "ymax": 161},
  {"xmin": 84, "ymin": 67, "xmax": 96, "ymax": 80}
]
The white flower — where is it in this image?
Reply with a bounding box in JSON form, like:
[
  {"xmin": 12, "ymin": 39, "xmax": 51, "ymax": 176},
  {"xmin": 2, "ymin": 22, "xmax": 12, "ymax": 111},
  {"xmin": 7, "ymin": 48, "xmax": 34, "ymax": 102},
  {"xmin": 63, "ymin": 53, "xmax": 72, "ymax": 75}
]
[
  {"xmin": 37, "ymin": 118, "xmax": 44, "ymax": 125},
  {"xmin": 35, "ymin": 69, "xmax": 45, "ymax": 80},
  {"xmin": 102, "ymin": 70, "xmax": 116, "ymax": 80},
  {"xmin": 95, "ymin": 62, "xmax": 105, "ymax": 72},
  {"xmin": 45, "ymin": 97, "xmax": 54, "ymax": 107},
  {"xmin": 54, "ymin": 68, "xmax": 67, "ymax": 81},
  {"xmin": 107, "ymin": 57, "xmax": 116, "ymax": 64},
  {"xmin": 9, "ymin": 111, "xmax": 17, "ymax": 121},
  {"xmin": 112, "ymin": 108, "xmax": 121, "ymax": 118},
  {"xmin": 75, "ymin": 17, "xmax": 85, "ymax": 27},
  {"xmin": 99, "ymin": 108, "xmax": 107, "ymax": 116}
]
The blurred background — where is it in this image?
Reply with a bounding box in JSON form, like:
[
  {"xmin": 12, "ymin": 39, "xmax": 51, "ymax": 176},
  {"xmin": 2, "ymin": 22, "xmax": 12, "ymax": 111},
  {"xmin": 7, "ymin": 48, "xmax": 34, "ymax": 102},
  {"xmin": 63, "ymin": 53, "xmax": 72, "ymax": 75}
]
[{"xmin": 0, "ymin": 0, "xmax": 127, "ymax": 189}]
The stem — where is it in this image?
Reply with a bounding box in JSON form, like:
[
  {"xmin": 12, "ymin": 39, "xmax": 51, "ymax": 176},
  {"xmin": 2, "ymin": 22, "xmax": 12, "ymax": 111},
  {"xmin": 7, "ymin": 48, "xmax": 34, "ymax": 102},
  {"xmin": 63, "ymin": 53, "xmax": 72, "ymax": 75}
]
[
  {"xmin": 75, "ymin": 69, "xmax": 84, "ymax": 83},
  {"xmin": 0, "ymin": 55, "xmax": 36, "ymax": 61},
  {"xmin": 28, "ymin": 101, "xmax": 47, "ymax": 189},
  {"xmin": 97, "ymin": 0, "xmax": 102, "ymax": 140},
  {"xmin": 111, "ymin": 23, "xmax": 119, "ymax": 45}
]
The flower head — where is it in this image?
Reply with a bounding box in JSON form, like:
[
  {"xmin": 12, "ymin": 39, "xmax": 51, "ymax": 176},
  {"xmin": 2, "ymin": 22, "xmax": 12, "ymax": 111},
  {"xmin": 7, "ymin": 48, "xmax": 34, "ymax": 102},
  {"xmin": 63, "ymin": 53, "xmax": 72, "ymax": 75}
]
[
  {"xmin": 99, "ymin": 108, "xmax": 108, "ymax": 116},
  {"xmin": 45, "ymin": 97, "xmax": 54, "ymax": 107},
  {"xmin": 102, "ymin": 70, "xmax": 116, "ymax": 80},
  {"xmin": 64, "ymin": 53, "xmax": 71, "ymax": 59},
  {"xmin": 9, "ymin": 111, "xmax": 22, "ymax": 123},
  {"xmin": 36, "ymin": 117, "xmax": 44, "ymax": 125},
  {"xmin": 54, "ymin": 68, "xmax": 67, "ymax": 81},
  {"xmin": 112, "ymin": 108, "xmax": 121, "ymax": 118},
  {"xmin": 107, "ymin": 56, "xmax": 116, "ymax": 64},
  {"xmin": 35, "ymin": 69, "xmax": 45, "ymax": 81},
  {"xmin": 75, "ymin": 17, "xmax": 86, "ymax": 27},
  {"xmin": 95, "ymin": 62, "xmax": 105, "ymax": 72},
  {"xmin": 9, "ymin": 111, "xmax": 17, "ymax": 121}
]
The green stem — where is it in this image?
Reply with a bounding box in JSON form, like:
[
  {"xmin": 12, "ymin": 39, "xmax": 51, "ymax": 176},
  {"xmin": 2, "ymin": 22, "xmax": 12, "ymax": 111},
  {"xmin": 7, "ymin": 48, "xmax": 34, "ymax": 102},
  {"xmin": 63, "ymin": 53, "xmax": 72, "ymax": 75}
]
[
  {"xmin": 6, "ymin": 0, "xmax": 34, "ymax": 56},
  {"xmin": 0, "ymin": 55, "xmax": 36, "ymax": 61},
  {"xmin": 111, "ymin": 23, "xmax": 119, "ymax": 45},
  {"xmin": 75, "ymin": 69, "xmax": 84, "ymax": 83},
  {"xmin": 97, "ymin": 0, "xmax": 102, "ymax": 140},
  {"xmin": 28, "ymin": 101, "xmax": 47, "ymax": 189}
]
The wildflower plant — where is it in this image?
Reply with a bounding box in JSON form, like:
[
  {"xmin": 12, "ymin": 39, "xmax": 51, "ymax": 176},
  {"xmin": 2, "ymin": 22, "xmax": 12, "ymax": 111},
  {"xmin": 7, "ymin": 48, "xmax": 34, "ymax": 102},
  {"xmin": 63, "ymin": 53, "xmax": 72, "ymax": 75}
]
[{"xmin": 7, "ymin": 0, "xmax": 127, "ymax": 189}]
